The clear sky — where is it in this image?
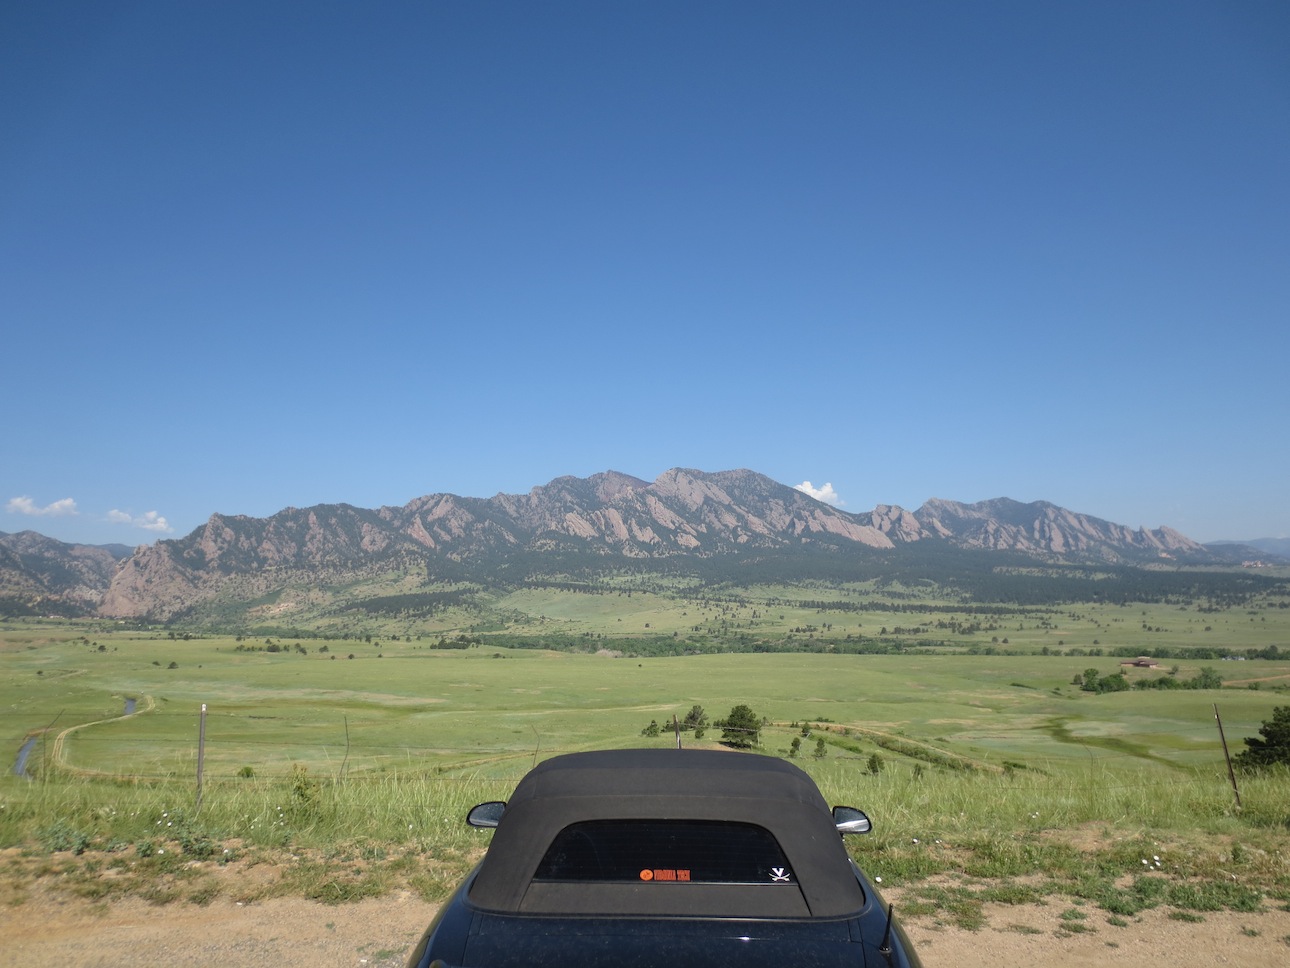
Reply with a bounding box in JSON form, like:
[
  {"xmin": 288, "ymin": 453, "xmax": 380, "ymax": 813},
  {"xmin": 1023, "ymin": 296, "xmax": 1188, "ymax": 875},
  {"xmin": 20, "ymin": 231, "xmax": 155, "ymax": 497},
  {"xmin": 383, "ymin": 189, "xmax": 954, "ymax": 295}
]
[{"xmin": 3, "ymin": 1, "xmax": 1287, "ymax": 548}]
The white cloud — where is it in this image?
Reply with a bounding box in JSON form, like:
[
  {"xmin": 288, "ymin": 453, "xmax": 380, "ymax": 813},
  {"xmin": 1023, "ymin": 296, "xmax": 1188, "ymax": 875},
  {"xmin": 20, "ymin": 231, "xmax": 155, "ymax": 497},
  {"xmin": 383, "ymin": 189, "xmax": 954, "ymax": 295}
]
[
  {"xmin": 108, "ymin": 509, "xmax": 174, "ymax": 533},
  {"xmin": 794, "ymin": 481, "xmax": 845, "ymax": 507},
  {"xmin": 6, "ymin": 495, "xmax": 79, "ymax": 517}
]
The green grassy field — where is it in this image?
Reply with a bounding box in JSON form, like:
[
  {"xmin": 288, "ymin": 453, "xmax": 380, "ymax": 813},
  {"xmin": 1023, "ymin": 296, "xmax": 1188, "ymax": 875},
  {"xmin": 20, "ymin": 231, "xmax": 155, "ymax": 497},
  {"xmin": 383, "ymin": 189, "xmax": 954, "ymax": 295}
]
[
  {"xmin": 5, "ymin": 623, "xmax": 1287, "ymax": 779},
  {"xmin": 168, "ymin": 569, "xmax": 1290, "ymax": 654},
  {"xmin": 2, "ymin": 593, "xmax": 1288, "ymax": 920}
]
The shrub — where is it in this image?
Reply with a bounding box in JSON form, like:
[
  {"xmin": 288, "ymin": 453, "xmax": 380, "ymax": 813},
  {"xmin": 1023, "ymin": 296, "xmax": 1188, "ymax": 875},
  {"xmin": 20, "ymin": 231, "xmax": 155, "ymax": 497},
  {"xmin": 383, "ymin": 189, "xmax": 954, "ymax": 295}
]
[
  {"xmin": 290, "ymin": 763, "xmax": 323, "ymax": 814},
  {"xmin": 39, "ymin": 820, "xmax": 91, "ymax": 855},
  {"xmin": 719, "ymin": 704, "xmax": 760, "ymax": 748},
  {"xmin": 1235, "ymin": 706, "xmax": 1290, "ymax": 771}
]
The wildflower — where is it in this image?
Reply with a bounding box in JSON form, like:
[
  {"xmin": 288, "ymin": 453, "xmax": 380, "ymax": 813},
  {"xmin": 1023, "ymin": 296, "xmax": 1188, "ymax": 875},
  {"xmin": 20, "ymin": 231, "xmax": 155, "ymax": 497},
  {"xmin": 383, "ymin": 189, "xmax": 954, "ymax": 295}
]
[
  {"xmin": 911, "ymin": 838, "xmax": 919, "ymax": 844},
  {"xmin": 875, "ymin": 876, "xmax": 882, "ymax": 883},
  {"xmin": 1141, "ymin": 859, "xmax": 1149, "ymax": 866}
]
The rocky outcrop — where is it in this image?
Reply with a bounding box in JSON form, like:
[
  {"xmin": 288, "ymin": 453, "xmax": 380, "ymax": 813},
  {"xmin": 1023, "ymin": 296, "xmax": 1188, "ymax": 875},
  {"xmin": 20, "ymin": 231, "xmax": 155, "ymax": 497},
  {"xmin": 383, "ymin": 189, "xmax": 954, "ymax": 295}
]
[
  {"xmin": 81, "ymin": 469, "xmax": 1220, "ymax": 621},
  {"xmin": 912, "ymin": 498, "xmax": 1204, "ymax": 559}
]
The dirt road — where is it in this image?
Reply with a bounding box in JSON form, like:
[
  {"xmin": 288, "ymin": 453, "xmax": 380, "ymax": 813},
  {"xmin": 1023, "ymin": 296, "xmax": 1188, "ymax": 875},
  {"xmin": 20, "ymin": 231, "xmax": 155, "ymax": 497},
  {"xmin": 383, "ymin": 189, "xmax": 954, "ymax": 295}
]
[{"xmin": 1, "ymin": 888, "xmax": 1287, "ymax": 968}]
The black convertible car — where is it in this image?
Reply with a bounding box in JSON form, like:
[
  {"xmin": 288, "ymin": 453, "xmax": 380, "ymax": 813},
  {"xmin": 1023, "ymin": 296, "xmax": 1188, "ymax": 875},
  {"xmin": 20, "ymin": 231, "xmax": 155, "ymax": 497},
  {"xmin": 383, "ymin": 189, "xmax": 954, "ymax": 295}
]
[{"xmin": 406, "ymin": 748, "xmax": 922, "ymax": 968}]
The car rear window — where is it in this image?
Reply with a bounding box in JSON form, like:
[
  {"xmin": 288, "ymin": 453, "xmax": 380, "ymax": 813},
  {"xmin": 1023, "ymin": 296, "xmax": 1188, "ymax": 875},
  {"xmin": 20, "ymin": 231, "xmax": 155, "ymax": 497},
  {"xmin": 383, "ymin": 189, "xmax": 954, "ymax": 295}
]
[{"xmin": 532, "ymin": 820, "xmax": 795, "ymax": 885}]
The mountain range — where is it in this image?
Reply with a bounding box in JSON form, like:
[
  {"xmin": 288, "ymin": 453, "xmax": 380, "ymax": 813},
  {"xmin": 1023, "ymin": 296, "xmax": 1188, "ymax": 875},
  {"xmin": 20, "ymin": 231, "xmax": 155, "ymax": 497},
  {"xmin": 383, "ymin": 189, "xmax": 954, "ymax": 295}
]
[{"xmin": 1, "ymin": 468, "xmax": 1282, "ymax": 623}]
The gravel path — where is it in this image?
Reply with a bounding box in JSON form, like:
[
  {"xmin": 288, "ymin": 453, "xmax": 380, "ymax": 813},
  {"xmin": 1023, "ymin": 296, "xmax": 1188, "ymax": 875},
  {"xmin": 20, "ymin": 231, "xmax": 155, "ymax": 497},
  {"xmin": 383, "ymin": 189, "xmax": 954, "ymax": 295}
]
[{"xmin": 2, "ymin": 888, "xmax": 1288, "ymax": 968}]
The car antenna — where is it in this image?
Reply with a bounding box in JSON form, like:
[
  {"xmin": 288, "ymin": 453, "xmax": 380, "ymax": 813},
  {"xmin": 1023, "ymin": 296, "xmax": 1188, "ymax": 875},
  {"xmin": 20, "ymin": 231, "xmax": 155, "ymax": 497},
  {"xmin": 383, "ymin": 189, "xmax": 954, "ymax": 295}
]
[{"xmin": 879, "ymin": 902, "xmax": 895, "ymax": 956}]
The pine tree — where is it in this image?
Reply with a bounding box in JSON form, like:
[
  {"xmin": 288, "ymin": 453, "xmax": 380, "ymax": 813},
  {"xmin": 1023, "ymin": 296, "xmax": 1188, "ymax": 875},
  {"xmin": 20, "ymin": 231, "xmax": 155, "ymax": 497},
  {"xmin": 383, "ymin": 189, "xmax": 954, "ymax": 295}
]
[{"xmin": 1235, "ymin": 706, "xmax": 1290, "ymax": 771}]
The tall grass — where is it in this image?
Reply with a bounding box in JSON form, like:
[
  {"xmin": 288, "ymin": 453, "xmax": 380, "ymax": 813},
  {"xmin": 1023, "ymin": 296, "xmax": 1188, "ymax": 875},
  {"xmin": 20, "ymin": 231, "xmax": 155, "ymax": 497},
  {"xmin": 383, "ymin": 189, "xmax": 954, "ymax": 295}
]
[
  {"xmin": 814, "ymin": 761, "xmax": 1289, "ymax": 838},
  {"xmin": 3, "ymin": 757, "xmax": 1287, "ymax": 911},
  {"xmin": 1, "ymin": 769, "xmax": 510, "ymax": 853},
  {"xmin": 5, "ymin": 758, "xmax": 1286, "ymax": 856}
]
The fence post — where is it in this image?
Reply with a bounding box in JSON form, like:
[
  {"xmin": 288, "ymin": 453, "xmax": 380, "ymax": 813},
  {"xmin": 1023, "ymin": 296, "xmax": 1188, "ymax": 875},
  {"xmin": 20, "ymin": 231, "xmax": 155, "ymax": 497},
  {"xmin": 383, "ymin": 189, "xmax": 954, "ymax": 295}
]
[
  {"xmin": 196, "ymin": 703, "xmax": 207, "ymax": 812},
  {"xmin": 1214, "ymin": 704, "xmax": 1241, "ymax": 811}
]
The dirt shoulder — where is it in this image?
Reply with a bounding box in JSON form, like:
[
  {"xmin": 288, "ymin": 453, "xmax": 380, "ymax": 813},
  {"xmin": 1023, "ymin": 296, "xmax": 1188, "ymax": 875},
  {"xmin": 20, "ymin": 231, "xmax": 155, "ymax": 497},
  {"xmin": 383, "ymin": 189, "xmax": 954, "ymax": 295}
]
[
  {"xmin": 1, "ymin": 887, "xmax": 1288, "ymax": 968},
  {"xmin": 894, "ymin": 892, "xmax": 1290, "ymax": 968},
  {"xmin": 0, "ymin": 888, "xmax": 434, "ymax": 968}
]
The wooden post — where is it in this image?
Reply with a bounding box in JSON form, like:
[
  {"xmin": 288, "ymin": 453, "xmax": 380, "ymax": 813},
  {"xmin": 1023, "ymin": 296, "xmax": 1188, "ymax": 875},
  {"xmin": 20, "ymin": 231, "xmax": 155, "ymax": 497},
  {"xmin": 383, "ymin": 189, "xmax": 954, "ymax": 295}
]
[
  {"xmin": 196, "ymin": 703, "xmax": 207, "ymax": 812},
  {"xmin": 674, "ymin": 715, "xmax": 681, "ymax": 749},
  {"xmin": 1214, "ymin": 704, "xmax": 1241, "ymax": 811}
]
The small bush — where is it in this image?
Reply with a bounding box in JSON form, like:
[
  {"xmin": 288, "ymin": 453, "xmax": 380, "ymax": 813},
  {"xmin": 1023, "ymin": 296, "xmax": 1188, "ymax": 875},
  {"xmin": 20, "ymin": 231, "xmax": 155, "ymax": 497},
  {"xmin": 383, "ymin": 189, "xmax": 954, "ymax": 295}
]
[
  {"xmin": 39, "ymin": 821, "xmax": 90, "ymax": 855},
  {"xmin": 291, "ymin": 763, "xmax": 323, "ymax": 815}
]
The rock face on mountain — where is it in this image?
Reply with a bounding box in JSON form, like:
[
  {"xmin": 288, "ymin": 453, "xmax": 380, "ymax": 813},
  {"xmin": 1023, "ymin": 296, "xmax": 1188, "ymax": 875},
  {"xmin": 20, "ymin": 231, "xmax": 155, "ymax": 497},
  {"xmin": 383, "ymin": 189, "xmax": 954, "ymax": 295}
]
[
  {"xmin": 480, "ymin": 469, "xmax": 895, "ymax": 555},
  {"xmin": 2, "ymin": 469, "xmax": 1219, "ymax": 622},
  {"xmin": 86, "ymin": 468, "xmax": 1215, "ymax": 622},
  {"xmin": 0, "ymin": 531, "xmax": 132, "ymax": 615},
  {"xmin": 911, "ymin": 498, "xmax": 1203, "ymax": 557}
]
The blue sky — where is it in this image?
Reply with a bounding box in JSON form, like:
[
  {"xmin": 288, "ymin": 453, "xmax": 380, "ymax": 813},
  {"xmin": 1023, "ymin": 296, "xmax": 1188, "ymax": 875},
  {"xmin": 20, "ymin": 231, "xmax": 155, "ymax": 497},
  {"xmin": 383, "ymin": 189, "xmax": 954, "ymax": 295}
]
[{"xmin": 3, "ymin": 1, "xmax": 1287, "ymax": 547}]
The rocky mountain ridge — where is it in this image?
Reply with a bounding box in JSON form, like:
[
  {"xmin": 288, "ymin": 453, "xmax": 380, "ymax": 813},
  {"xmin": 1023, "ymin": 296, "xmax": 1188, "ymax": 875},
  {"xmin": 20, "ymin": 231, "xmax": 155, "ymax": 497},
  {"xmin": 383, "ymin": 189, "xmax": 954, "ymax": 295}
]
[
  {"xmin": 0, "ymin": 531, "xmax": 133, "ymax": 616},
  {"xmin": 0, "ymin": 469, "xmax": 1256, "ymax": 622}
]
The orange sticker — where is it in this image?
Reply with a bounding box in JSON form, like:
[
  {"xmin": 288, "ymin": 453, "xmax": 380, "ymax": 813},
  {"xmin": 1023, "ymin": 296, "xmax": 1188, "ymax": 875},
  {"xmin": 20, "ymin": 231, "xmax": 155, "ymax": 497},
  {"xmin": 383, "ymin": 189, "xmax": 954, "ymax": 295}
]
[{"xmin": 640, "ymin": 869, "xmax": 692, "ymax": 882}]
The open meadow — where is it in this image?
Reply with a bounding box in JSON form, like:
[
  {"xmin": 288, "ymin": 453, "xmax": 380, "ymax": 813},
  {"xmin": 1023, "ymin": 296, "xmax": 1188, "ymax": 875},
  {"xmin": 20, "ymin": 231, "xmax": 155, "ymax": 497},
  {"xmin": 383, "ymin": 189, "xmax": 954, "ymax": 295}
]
[{"xmin": 2, "ymin": 582, "xmax": 1289, "ymax": 939}]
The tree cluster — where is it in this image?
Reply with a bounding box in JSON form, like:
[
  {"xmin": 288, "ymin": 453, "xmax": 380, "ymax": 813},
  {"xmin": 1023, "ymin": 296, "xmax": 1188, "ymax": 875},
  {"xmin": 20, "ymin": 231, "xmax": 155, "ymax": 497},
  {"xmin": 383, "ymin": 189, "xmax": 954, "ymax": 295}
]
[
  {"xmin": 641, "ymin": 704, "xmax": 709, "ymax": 740},
  {"xmin": 1078, "ymin": 667, "xmax": 1222, "ymax": 693},
  {"xmin": 644, "ymin": 704, "xmax": 760, "ymax": 747}
]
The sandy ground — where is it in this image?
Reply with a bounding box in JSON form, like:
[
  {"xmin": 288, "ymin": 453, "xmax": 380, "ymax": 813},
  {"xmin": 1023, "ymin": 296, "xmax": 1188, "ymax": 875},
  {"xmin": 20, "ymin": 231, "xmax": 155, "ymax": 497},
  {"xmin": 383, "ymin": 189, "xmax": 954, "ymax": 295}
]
[{"xmin": 1, "ymin": 888, "xmax": 1288, "ymax": 968}]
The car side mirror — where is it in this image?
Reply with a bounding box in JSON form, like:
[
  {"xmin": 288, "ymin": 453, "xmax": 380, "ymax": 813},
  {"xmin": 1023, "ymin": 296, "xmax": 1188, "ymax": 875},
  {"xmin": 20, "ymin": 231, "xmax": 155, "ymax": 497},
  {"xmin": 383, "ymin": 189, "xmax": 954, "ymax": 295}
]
[
  {"xmin": 467, "ymin": 801, "xmax": 507, "ymax": 828},
  {"xmin": 832, "ymin": 806, "xmax": 871, "ymax": 835}
]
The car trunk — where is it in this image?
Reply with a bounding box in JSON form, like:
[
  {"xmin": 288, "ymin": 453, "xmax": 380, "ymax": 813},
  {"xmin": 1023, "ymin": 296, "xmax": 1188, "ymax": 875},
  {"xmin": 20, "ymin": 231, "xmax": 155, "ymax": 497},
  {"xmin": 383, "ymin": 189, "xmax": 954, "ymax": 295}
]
[{"xmin": 461, "ymin": 912, "xmax": 865, "ymax": 968}]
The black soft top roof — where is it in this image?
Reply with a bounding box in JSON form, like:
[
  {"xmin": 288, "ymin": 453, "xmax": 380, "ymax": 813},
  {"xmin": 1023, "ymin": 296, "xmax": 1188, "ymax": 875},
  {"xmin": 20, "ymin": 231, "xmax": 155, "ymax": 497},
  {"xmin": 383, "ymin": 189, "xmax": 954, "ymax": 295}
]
[{"xmin": 467, "ymin": 748, "xmax": 867, "ymax": 919}]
